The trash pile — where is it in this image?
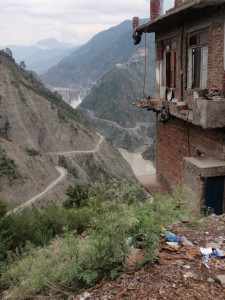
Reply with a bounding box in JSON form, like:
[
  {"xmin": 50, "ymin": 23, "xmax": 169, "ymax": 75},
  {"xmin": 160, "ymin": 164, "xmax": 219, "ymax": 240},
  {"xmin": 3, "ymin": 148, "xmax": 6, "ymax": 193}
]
[
  {"xmin": 74, "ymin": 214, "xmax": 225, "ymax": 300},
  {"xmin": 203, "ymin": 86, "xmax": 223, "ymax": 101}
]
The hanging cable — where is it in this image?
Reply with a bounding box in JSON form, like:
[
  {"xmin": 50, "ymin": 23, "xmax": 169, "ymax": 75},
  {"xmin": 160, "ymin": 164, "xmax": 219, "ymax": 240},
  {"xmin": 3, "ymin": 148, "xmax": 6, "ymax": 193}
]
[{"xmin": 143, "ymin": 26, "xmax": 148, "ymax": 99}]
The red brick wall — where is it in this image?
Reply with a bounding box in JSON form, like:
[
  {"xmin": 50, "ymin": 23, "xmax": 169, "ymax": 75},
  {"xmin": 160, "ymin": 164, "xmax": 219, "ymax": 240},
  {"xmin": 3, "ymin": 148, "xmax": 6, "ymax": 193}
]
[
  {"xmin": 156, "ymin": 41, "xmax": 162, "ymax": 61},
  {"xmin": 156, "ymin": 116, "xmax": 225, "ymax": 191},
  {"xmin": 155, "ymin": 7, "xmax": 225, "ymax": 102},
  {"xmin": 174, "ymin": 0, "xmax": 192, "ymax": 8},
  {"xmin": 207, "ymin": 19, "xmax": 224, "ymax": 90}
]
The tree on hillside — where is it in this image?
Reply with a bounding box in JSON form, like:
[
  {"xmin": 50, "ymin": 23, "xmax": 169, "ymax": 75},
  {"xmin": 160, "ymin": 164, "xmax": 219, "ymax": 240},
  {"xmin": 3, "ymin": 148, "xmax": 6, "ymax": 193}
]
[
  {"xmin": 19, "ymin": 61, "xmax": 26, "ymax": 69},
  {"xmin": 4, "ymin": 47, "xmax": 13, "ymax": 58}
]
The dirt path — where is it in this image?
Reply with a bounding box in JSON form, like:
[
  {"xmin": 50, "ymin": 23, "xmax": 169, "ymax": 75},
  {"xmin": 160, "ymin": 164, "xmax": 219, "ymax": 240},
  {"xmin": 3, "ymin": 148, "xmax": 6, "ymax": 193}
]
[
  {"xmin": 9, "ymin": 135, "xmax": 104, "ymax": 213},
  {"xmin": 45, "ymin": 135, "xmax": 104, "ymax": 156},
  {"xmin": 8, "ymin": 167, "xmax": 67, "ymax": 214},
  {"xmin": 82, "ymin": 108, "xmax": 149, "ymax": 133}
]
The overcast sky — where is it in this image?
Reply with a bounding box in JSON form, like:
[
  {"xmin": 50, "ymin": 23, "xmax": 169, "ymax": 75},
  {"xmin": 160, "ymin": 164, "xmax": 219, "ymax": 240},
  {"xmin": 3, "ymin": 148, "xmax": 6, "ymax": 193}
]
[{"xmin": 0, "ymin": 0, "xmax": 174, "ymax": 46}]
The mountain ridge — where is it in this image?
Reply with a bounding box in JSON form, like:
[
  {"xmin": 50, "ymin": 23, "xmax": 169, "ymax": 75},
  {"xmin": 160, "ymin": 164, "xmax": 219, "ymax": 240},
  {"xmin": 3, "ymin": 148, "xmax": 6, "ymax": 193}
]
[
  {"xmin": 2, "ymin": 38, "xmax": 79, "ymax": 75},
  {"xmin": 0, "ymin": 51, "xmax": 136, "ymax": 206},
  {"xmin": 41, "ymin": 20, "xmax": 150, "ymax": 87}
]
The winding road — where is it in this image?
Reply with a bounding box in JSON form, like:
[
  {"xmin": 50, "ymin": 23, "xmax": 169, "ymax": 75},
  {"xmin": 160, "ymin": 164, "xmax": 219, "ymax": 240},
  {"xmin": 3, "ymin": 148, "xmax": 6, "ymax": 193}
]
[
  {"xmin": 8, "ymin": 135, "xmax": 105, "ymax": 214},
  {"xmin": 8, "ymin": 167, "xmax": 67, "ymax": 214},
  {"xmin": 45, "ymin": 135, "xmax": 104, "ymax": 156}
]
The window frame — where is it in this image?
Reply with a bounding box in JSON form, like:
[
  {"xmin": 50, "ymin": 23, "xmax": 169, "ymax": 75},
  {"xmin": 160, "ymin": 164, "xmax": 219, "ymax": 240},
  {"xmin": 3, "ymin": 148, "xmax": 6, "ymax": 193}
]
[
  {"xmin": 162, "ymin": 39, "xmax": 177, "ymax": 89},
  {"xmin": 187, "ymin": 29, "xmax": 208, "ymax": 89}
]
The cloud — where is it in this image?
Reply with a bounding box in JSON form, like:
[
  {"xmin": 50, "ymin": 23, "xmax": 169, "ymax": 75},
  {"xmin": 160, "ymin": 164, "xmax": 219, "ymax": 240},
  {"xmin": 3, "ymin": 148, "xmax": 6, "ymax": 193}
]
[{"xmin": 0, "ymin": 0, "xmax": 174, "ymax": 46}]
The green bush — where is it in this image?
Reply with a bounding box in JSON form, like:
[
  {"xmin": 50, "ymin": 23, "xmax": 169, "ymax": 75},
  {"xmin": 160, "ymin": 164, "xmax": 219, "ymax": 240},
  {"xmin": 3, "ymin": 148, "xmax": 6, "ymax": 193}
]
[
  {"xmin": 0, "ymin": 149, "xmax": 21, "ymax": 183},
  {"xmin": 64, "ymin": 184, "xmax": 89, "ymax": 209},
  {"xmin": 25, "ymin": 148, "xmax": 40, "ymax": 157},
  {"xmin": 1, "ymin": 181, "xmax": 185, "ymax": 298}
]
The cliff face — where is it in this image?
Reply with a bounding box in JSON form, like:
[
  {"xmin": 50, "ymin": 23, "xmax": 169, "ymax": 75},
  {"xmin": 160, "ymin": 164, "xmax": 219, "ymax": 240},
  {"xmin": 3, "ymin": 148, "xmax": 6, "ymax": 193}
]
[{"xmin": 0, "ymin": 52, "xmax": 136, "ymax": 207}]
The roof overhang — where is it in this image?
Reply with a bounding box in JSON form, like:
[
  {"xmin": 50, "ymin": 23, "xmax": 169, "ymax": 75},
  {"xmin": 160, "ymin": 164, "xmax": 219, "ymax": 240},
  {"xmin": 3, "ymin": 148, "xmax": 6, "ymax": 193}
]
[{"xmin": 136, "ymin": 0, "xmax": 225, "ymax": 34}]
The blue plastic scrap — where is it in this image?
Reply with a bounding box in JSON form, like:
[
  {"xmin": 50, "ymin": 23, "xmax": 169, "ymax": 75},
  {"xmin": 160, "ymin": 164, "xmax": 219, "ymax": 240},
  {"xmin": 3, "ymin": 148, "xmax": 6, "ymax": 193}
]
[
  {"xmin": 165, "ymin": 231, "xmax": 182, "ymax": 243},
  {"xmin": 213, "ymin": 249, "xmax": 225, "ymax": 258}
]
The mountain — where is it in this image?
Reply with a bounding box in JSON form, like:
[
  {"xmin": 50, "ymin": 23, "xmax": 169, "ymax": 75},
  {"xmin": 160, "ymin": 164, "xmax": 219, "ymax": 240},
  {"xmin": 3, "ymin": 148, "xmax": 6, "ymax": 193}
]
[
  {"xmin": 77, "ymin": 43, "xmax": 156, "ymax": 150},
  {"xmin": 36, "ymin": 38, "xmax": 75, "ymax": 49},
  {"xmin": 0, "ymin": 51, "xmax": 136, "ymax": 207},
  {"xmin": 41, "ymin": 20, "xmax": 149, "ymax": 88},
  {"xmin": 40, "ymin": 20, "xmax": 156, "ymax": 151},
  {"xmin": 3, "ymin": 38, "xmax": 78, "ymax": 75}
]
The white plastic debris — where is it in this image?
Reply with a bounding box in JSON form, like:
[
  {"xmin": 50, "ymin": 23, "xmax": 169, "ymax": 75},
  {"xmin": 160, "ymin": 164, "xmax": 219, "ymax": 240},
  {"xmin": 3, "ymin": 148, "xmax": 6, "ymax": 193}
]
[
  {"xmin": 200, "ymin": 247, "xmax": 213, "ymax": 256},
  {"xmin": 80, "ymin": 292, "xmax": 92, "ymax": 300}
]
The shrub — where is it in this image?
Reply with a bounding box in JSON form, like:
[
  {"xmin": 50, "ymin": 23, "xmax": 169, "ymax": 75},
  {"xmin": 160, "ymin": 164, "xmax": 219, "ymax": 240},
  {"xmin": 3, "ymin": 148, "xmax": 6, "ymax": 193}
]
[
  {"xmin": 25, "ymin": 148, "xmax": 40, "ymax": 157},
  {"xmin": 0, "ymin": 149, "xmax": 21, "ymax": 183},
  {"xmin": 64, "ymin": 184, "xmax": 89, "ymax": 209},
  {"xmin": 1, "ymin": 181, "xmax": 186, "ymax": 298}
]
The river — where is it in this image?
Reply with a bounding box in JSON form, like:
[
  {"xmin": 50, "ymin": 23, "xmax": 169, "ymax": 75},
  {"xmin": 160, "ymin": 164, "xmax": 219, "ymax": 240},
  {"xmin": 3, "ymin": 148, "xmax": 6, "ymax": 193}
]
[
  {"xmin": 119, "ymin": 148, "xmax": 155, "ymax": 177},
  {"xmin": 119, "ymin": 148, "xmax": 159, "ymax": 194}
]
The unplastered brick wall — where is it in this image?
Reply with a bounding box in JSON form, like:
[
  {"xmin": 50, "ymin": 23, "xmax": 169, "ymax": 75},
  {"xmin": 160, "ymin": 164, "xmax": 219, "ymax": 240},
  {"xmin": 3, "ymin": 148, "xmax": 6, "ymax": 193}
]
[
  {"xmin": 156, "ymin": 116, "xmax": 225, "ymax": 191},
  {"xmin": 155, "ymin": 6, "xmax": 225, "ymax": 102},
  {"xmin": 207, "ymin": 15, "xmax": 224, "ymax": 90},
  {"xmin": 174, "ymin": 0, "xmax": 192, "ymax": 8}
]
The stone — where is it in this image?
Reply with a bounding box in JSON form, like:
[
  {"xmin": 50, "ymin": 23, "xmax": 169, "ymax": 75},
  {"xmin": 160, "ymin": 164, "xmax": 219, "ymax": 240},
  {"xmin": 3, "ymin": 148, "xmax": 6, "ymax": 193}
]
[
  {"xmin": 181, "ymin": 216, "xmax": 190, "ymax": 223},
  {"xmin": 185, "ymin": 246, "xmax": 201, "ymax": 259},
  {"xmin": 207, "ymin": 278, "xmax": 215, "ymax": 283},
  {"xmin": 216, "ymin": 275, "xmax": 225, "ymax": 288},
  {"xmin": 172, "ymin": 259, "xmax": 185, "ymax": 266},
  {"xmin": 183, "ymin": 265, "xmax": 191, "ymax": 269},
  {"xmin": 183, "ymin": 271, "xmax": 194, "ymax": 278},
  {"xmin": 126, "ymin": 248, "xmax": 144, "ymax": 269}
]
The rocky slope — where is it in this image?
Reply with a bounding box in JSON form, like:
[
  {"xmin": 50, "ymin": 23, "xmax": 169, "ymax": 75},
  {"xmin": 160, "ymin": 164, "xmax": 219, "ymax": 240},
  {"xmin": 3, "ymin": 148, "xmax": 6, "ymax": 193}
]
[{"xmin": 0, "ymin": 51, "xmax": 136, "ymax": 207}]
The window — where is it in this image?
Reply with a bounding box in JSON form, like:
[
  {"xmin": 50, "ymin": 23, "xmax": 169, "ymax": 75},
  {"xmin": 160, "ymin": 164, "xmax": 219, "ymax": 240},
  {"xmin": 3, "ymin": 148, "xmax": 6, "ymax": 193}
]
[
  {"xmin": 187, "ymin": 30, "xmax": 208, "ymax": 89},
  {"xmin": 163, "ymin": 40, "xmax": 177, "ymax": 88}
]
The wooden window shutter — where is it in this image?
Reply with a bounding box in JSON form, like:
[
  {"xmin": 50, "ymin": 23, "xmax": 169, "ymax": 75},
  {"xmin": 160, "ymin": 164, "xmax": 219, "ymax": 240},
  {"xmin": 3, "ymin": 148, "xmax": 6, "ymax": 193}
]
[
  {"xmin": 170, "ymin": 50, "xmax": 176, "ymax": 88},
  {"xmin": 162, "ymin": 51, "xmax": 166, "ymax": 86},
  {"xmin": 166, "ymin": 52, "xmax": 171, "ymax": 87},
  {"xmin": 200, "ymin": 47, "xmax": 208, "ymax": 88}
]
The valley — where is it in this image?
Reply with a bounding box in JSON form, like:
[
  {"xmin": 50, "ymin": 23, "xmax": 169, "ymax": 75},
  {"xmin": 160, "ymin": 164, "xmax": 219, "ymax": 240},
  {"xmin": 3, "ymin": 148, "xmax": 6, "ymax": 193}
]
[
  {"xmin": 40, "ymin": 20, "xmax": 157, "ymax": 188},
  {"xmin": 2, "ymin": 1, "xmax": 225, "ymax": 299},
  {"xmin": 0, "ymin": 19, "xmax": 157, "ymax": 299},
  {"xmin": 0, "ymin": 50, "xmax": 137, "ymax": 207}
]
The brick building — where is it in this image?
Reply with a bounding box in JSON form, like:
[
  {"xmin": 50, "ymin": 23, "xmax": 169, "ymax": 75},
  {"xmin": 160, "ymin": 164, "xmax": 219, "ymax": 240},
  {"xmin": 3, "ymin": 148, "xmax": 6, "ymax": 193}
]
[{"xmin": 134, "ymin": 0, "xmax": 225, "ymax": 214}]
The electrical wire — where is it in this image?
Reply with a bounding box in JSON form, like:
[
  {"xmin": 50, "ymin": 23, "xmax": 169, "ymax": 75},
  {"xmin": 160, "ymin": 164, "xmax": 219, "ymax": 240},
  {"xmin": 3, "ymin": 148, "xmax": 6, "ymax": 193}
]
[{"xmin": 143, "ymin": 26, "xmax": 148, "ymax": 99}]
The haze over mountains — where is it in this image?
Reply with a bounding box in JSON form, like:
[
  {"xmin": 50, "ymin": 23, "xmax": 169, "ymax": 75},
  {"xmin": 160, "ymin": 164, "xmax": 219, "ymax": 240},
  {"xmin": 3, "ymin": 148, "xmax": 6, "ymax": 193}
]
[
  {"xmin": 42, "ymin": 20, "xmax": 150, "ymax": 88},
  {"xmin": 1, "ymin": 38, "xmax": 78, "ymax": 75},
  {"xmin": 3, "ymin": 19, "xmax": 156, "ymax": 153}
]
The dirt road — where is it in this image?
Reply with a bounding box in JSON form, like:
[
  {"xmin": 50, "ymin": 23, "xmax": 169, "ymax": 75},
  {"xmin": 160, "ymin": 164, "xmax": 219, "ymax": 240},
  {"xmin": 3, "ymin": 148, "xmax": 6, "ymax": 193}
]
[{"xmin": 8, "ymin": 166, "xmax": 67, "ymax": 214}]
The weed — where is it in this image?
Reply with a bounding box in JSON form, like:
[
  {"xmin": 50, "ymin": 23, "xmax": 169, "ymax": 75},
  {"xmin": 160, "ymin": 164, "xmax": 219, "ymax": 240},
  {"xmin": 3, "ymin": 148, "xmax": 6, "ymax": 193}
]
[{"xmin": 25, "ymin": 148, "xmax": 40, "ymax": 157}]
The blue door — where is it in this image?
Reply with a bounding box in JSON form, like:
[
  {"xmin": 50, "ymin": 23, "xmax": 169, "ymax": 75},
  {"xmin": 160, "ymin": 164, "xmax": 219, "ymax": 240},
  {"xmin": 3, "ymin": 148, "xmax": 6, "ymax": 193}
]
[{"xmin": 204, "ymin": 176, "xmax": 224, "ymax": 215}]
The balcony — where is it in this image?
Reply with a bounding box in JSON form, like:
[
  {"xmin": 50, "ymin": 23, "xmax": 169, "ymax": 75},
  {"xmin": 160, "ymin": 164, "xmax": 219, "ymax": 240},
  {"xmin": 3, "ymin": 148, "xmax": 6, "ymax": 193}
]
[
  {"xmin": 192, "ymin": 98, "xmax": 225, "ymax": 129},
  {"xmin": 135, "ymin": 97, "xmax": 225, "ymax": 129}
]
